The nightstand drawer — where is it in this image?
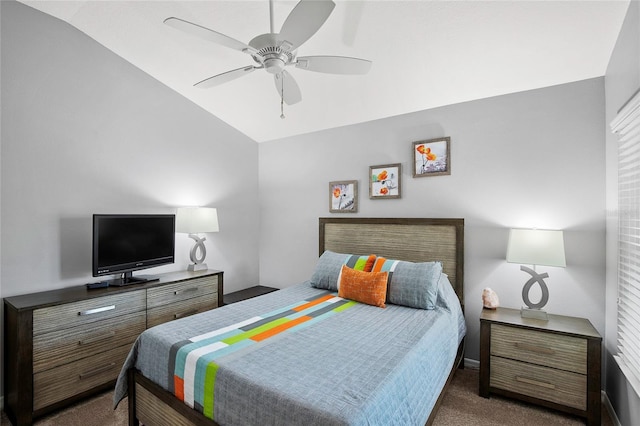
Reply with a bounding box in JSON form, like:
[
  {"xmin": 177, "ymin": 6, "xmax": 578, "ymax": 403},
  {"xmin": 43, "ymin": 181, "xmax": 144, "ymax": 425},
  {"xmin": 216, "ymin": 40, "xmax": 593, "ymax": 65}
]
[
  {"xmin": 490, "ymin": 356, "xmax": 586, "ymax": 410},
  {"xmin": 33, "ymin": 343, "xmax": 131, "ymax": 411},
  {"xmin": 33, "ymin": 311, "xmax": 145, "ymax": 373},
  {"xmin": 491, "ymin": 324, "xmax": 587, "ymax": 374},
  {"xmin": 33, "ymin": 291, "xmax": 146, "ymax": 335},
  {"xmin": 147, "ymin": 276, "xmax": 218, "ymax": 309},
  {"xmin": 146, "ymin": 292, "xmax": 218, "ymax": 328}
]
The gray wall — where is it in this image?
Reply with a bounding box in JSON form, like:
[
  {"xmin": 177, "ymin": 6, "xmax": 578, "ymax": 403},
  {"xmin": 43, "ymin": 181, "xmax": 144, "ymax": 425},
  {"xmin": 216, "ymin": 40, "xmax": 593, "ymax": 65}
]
[
  {"xmin": 0, "ymin": 0, "xmax": 260, "ymax": 401},
  {"xmin": 605, "ymin": 1, "xmax": 640, "ymax": 425},
  {"xmin": 259, "ymin": 78, "xmax": 606, "ymax": 364}
]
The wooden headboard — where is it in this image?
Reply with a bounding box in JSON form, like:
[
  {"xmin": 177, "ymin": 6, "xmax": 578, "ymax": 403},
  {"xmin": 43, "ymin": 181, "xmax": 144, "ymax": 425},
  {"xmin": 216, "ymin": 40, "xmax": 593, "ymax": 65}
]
[{"xmin": 319, "ymin": 218, "xmax": 464, "ymax": 308}]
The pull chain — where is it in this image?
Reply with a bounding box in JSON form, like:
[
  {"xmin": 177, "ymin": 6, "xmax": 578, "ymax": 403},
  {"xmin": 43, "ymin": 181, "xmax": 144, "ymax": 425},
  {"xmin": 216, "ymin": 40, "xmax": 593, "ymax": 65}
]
[{"xmin": 280, "ymin": 73, "xmax": 285, "ymax": 119}]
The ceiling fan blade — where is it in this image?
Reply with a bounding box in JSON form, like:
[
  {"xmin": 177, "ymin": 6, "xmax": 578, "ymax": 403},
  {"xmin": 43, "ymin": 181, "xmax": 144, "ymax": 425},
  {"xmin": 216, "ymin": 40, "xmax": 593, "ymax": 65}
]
[
  {"xmin": 274, "ymin": 71, "xmax": 302, "ymax": 105},
  {"xmin": 278, "ymin": 0, "xmax": 335, "ymax": 51},
  {"xmin": 164, "ymin": 17, "xmax": 256, "ymax": 54},
  {"xmin": 342, "ymin": 1, "xmax": 365, "ymax": 46},
  {"xmin": 194, "ymin": 66, "xmax": 257, "ymax": 88},
  {"xmin": 296, "ymin": 56, "xmax": 372, "ymax": 75}
]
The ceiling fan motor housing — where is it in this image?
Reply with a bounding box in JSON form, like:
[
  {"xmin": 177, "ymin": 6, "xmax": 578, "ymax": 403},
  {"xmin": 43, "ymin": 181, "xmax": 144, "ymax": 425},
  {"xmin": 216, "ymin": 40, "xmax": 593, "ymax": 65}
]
[{"xmin": 249, "ymin": 33, "xmax": 296, "ymax": 74}]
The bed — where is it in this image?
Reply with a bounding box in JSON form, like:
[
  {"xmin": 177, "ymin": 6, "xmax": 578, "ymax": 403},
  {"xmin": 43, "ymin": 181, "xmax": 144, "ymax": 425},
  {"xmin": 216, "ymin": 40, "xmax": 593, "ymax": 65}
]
[{"xmin": 114, "ymin": 217, "xmax": 465, "ymax": 426}]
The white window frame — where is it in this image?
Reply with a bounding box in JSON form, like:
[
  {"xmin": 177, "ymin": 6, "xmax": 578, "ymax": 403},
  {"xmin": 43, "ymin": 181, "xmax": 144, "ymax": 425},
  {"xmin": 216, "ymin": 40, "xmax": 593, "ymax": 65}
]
[{"xmin": 611, "ymin": 89, "xmax": 640, "ymax": 398}]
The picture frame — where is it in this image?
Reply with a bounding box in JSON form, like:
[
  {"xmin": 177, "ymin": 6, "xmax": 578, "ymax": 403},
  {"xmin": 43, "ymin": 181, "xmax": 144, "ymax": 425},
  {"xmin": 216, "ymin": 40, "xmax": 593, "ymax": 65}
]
[
  {"xmin": 329, "ymin": 180, "xmax": 358, "ymax": 213},
  {"xmin": 413, "ymin": 137, "xmax": 451, "ymax": 177},
  {"xmin": 369, "ymin": 163, "xmax": 401, "ymax": 199}
]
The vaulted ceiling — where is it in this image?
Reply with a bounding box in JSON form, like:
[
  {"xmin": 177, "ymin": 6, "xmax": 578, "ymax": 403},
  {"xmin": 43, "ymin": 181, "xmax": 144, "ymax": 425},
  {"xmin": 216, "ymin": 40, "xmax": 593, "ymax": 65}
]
[{"xmin": 19, "ymin": 1, "xmax": 630, "ymax": 142}]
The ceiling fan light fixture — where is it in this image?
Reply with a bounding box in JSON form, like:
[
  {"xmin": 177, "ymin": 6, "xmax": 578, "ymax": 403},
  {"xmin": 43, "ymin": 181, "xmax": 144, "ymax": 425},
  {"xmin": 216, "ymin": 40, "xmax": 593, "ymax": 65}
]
[{"xmin": 264, "ymin": 57, "xmax": 286, "ymax": 74}]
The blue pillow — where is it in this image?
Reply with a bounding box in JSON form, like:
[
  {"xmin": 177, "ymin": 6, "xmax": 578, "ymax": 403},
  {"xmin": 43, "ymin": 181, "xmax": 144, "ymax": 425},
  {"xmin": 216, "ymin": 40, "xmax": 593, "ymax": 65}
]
[
  {"xmin": 310, "ymin": 250, "xmax": 376, "ymax": 291},
  {"xmin": 372, "ymin": 257, "xmax": 443, "ymax": 309}
]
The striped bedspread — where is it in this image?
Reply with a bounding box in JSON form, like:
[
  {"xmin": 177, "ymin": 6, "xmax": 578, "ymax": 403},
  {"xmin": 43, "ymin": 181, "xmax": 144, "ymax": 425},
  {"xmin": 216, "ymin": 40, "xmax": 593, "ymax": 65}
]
[
  {"xmin": 170, "ymin": 292, "xmax": 355, "ymax": 419},
  {"xmin": 114, "ymin": 279, "xmax": 465, "ymax": 426}
]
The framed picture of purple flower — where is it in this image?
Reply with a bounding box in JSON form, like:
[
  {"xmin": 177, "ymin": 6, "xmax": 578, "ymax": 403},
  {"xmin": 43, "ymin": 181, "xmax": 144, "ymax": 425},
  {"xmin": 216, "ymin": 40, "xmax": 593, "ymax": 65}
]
[
  {"xmin": 413, "ymin": 137, "xmax": 451, "ymax": 177},
  {"xmin": 329, "ymin": 180, "xmax": 358, "ymax": 213}
]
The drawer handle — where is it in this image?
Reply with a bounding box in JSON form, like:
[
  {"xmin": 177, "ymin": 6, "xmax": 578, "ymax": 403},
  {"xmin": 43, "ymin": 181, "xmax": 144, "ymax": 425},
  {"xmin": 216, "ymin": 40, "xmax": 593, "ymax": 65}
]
[
  {"xmin": 79, "ymin": 363, "xmax": 116, "ymax": 380},
  {"xmin": 78, "ymin": 305, "xmax": 115, "ymax": 316},
  {"xmin": 174, "ymin": 309, "xmax": 199, "ymax": 319},
  {"xmin": 515, "ymin": 376, "xmax": 556, "ymax": 390},
  {"xmin": 174, "ymin": 287, "xmax": 199, "ymax": 295},
  {"xmin": 78, "ymin": 331, "xmax": 116, "ymax": 346},
  {"xmin": 515, "ymin": 342, "xmax": 555, "ymax": 355}
]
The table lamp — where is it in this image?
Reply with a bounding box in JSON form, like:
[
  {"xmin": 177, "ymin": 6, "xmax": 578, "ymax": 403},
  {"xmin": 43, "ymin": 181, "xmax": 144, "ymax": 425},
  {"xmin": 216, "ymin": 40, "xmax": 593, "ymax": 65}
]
[
  {"xmin": 176, "ymin": 207, "xmax": 219, "ymax": 271},
  {"xmin": 506, "ymin": 228, "xmax": 566, "ymax": 320}
]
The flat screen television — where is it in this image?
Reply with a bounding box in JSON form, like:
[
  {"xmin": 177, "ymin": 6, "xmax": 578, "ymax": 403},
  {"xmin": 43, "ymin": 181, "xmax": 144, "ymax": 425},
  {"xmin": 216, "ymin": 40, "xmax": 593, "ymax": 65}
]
[{"xmin": 92, "ymin": 214, "xmax": 175, "ymax": 286}]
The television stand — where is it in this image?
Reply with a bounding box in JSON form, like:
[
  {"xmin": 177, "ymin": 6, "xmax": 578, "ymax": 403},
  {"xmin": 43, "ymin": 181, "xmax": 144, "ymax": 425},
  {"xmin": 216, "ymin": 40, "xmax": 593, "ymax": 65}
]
[
  {"xmin": 108, "ymin": 273, "xmax": 159, "ymax": 287},
  {"xmin": 3, "ymin": 269, "xmax": 223, "ymax": 426}
]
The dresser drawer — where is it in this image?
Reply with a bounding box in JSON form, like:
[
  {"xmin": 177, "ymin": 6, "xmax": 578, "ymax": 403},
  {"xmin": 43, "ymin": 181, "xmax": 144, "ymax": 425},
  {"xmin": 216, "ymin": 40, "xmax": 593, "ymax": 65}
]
[
  {"xmin": 490, "ymin": 356, "xmax": 586, "ymax": 410},
  {"xmin": 147, "ymin": 276, "xmax": 218, "ymax": 309},
  {"xmin": 33, "ymin": 343, "xmax": 131, "ymax": 411},
  {"xmin": 33, "ymin": 291, "xmax": 146, "ymax": 336},
  {"xmin": 147, "ymin": 292, "xmax": 218, "ymax": 328},
  {"xmin": 491, "ymin": 324, "xmax": 587, "ymax": 374},
  {"xmin": 33, "ymin": 311, "xmax": 145, "ymax": 373}
]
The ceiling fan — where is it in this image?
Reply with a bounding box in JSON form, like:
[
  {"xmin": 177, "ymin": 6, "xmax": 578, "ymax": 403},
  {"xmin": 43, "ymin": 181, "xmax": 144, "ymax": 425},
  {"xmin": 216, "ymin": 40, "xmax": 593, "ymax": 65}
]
[{"xmin": 164, "ymin": 0, "xmax": 372, "ymax": 110}]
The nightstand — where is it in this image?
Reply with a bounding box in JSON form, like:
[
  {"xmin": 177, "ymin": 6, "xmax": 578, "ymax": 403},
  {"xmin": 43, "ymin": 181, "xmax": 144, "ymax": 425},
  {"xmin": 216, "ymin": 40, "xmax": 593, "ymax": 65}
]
[
  {"xmin": 224, "ymin": 285, "xmax": 278, "ymax": 304},
  {"xmin": 479, "ymin": 307, "xmax": 601, "ymax": 425}
]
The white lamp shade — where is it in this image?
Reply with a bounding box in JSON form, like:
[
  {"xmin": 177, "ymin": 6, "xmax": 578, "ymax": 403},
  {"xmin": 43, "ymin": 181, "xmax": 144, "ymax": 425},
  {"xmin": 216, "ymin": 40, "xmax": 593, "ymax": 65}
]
[
  {"xmin": 175, "ymin": 207, "xmax": 219, "ymax": 234},
  {"xmin": 506, "ymin": 228, "xmax": 566, "ymax": 267}
]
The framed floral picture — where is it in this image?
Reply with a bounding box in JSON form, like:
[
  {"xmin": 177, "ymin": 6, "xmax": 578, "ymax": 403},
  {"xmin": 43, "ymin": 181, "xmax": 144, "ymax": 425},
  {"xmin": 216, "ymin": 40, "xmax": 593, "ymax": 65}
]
[
  {"xmin": 413, "ymin": 137, "xmax": 451, "ymax": 177},
  {"xmin": 329, "ymin": 180, "xmax": 358, "ymax": 213},
  {"xmin": 369, "ymin": 163, "xmax": 401, "ymax": 199}
]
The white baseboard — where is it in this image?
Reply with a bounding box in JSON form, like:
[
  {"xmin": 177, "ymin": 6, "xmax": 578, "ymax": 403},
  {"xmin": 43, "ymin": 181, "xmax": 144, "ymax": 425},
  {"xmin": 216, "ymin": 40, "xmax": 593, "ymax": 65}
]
[
  {"xmin": 602, "ymin": 391, "xmax": 622, "ymax": 426},
  {"xmin": 464, "ymin": 358, "xmax": 479, "ymax": 369}
]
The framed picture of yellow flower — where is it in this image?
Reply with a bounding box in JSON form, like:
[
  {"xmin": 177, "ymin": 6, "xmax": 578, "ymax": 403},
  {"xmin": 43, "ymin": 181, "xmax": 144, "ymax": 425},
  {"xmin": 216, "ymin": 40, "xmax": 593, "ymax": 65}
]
[
  {"xmin": 413, "ymin": 137, "xmax": 451, "ymax": 177},
  {"xmin": 369, "ymin": 163, "xmax": 401, "ymax": 199},
  {"xmin": 329, "ymin": 180, "xmax": 358, "ymax": 213}
]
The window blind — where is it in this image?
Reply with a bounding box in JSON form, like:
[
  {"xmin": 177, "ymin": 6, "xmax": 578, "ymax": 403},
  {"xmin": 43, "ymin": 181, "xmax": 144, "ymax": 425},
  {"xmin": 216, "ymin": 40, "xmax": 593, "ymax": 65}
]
[{"xmin": 612, "ymin": 90, "xmax": 640, "ymax": 397}]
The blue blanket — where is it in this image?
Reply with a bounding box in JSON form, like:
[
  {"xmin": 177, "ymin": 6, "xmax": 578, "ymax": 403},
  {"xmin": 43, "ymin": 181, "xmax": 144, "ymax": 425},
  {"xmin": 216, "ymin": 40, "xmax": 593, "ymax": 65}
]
[{"xmin": 114, "ymin": 278, "xmax": 465, "ymax": 426}]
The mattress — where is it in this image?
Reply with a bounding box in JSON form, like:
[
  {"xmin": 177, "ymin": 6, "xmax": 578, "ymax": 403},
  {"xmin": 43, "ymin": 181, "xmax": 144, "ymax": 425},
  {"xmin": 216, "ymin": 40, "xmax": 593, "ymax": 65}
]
[{"xmin": 114, "ymin": 277, "xmax": 465, "ymax": 426}]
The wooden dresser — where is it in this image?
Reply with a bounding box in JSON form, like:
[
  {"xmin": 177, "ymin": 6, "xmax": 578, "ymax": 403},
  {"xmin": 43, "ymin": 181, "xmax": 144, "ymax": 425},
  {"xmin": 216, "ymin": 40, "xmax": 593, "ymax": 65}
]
[
  {"xmin": 3, "ymin": 269, "xmax": 223, "ymax": 426},
  {"xmin": 479, "ymin": 307, "xmax": 601, "ymax": 426}
]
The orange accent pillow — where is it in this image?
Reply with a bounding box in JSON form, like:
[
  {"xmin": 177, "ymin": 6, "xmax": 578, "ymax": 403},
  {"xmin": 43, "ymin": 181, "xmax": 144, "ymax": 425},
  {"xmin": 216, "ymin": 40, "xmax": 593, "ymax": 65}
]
[{"xmin": 338, "ymin": 265, "xmax": 389, "ymax": 308}]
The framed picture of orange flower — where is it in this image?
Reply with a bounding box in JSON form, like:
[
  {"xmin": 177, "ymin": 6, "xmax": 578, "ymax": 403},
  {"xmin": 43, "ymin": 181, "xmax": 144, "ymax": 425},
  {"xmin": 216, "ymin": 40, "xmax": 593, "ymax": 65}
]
[
  {"xmin": 369, "ymin": 163, "xmax": 401, "ymax": 199},
  {"xmin": 413, "ymin": 137, "xmax": 451, "ymax": 177},
  {"xmin": 329, "ymin": 180, "xmax": 358, "ymax": 213}
]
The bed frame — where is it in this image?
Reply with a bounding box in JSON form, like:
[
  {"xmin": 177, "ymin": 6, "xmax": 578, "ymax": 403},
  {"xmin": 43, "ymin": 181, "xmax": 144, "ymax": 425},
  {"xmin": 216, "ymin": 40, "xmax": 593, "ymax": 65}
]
[{"xmin": 127, "ymin": 217, "xmax": 465, "ymax": 426}]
